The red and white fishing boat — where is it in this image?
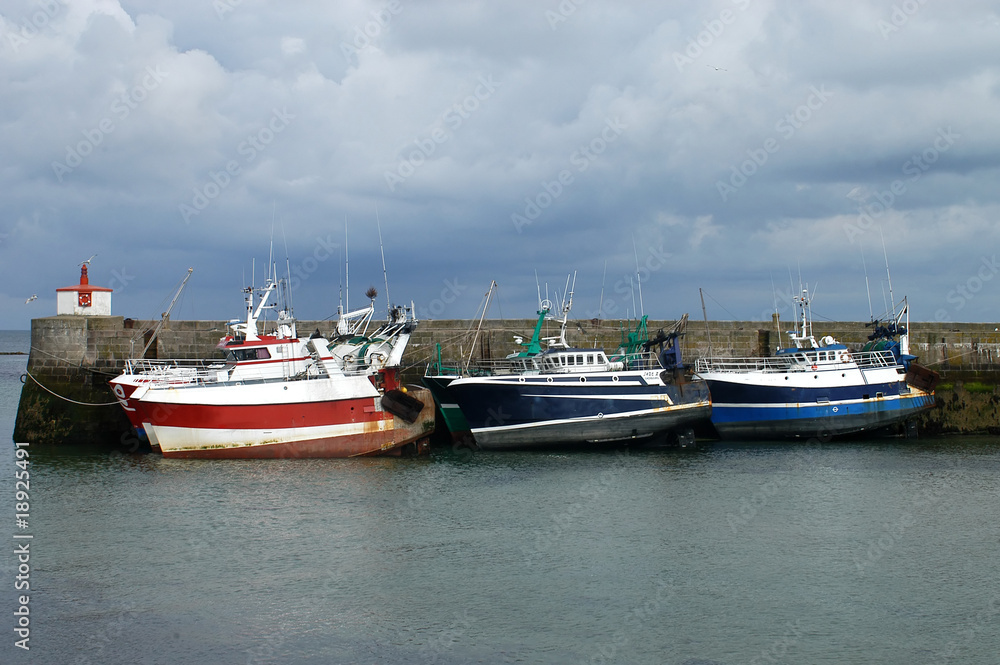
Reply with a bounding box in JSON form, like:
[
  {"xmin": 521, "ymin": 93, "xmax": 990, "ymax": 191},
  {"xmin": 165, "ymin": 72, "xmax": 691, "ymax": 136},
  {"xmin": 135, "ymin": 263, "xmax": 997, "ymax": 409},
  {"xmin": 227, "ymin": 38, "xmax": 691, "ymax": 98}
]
[{"xmin": 109, "ymin": 277, "xmax": 434, "ymax": 458}]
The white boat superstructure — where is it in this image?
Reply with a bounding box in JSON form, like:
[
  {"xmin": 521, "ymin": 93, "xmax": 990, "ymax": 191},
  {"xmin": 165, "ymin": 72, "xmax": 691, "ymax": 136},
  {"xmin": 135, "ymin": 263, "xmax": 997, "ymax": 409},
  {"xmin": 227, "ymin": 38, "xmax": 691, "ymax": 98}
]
[{"xmin": 110, "ymin": 275, "xmax": 432, "ymax": 458}]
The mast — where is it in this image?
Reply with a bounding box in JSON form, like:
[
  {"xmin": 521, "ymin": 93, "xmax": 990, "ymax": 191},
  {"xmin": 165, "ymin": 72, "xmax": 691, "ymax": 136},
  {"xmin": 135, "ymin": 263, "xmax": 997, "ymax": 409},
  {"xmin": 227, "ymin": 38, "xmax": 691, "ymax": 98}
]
[
  {"xmin": 345, "ymin": 219, "xmax": 350, "ymax": 315},
  {"xmin": 267, "ymin": 208, "xmax": 275, "ymax": 283},
  {"xmin": 376, "ymin": 205, "xmax": 390, "ymax": 314},
  {"xmin": 555, "ymin": 271, "xmax": 576, "ymax": 348},
  {"xmin": 632, "ymin": 234, "xmax": 644, "ymax": 317},
  {"xmin": 281, "ymin": 221, "xmax": 293, "ymax": 322},
  {"xmin": 699, "ymin": 287, "xmax": 713, "ymax": 356},
  {"xmin": 860, "ymin": 243, "xmax": 874, "ymax": 322},
  {"xmin": 535, "ymin": 270, "xmax": 542, "ymax": 310},
  {"xmin": 598, "ymin": 259, "xmax": 607, "ymax": 321},
  {"xmin": 880, "ymin": 227, "xmax": 896, "ymax": 320},
  {"xmin": 138, "ymin": 268, "xmax": 194, "ymax": 359},
  {"xmin": 629, "ymin": 276, "xmax": 636, "ymax": 321},
  {"xmin": 465, "ymin": 280, "xmax": 497, "ymax": 372},
  {"xmin": 770, "ymin": 272, "xmax": 783, "ymax": 350},
  {"xmin": 897, "ymin": 296, "xmax": 910, "ymax": 356}
]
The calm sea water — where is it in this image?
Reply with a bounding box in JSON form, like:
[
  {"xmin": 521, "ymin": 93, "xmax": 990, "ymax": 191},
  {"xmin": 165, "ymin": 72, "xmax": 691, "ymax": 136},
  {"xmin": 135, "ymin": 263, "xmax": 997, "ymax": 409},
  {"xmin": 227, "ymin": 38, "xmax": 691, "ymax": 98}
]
[{"xmin": 2, "ymin": 328, "xmax": 1000, "ymax": 664}]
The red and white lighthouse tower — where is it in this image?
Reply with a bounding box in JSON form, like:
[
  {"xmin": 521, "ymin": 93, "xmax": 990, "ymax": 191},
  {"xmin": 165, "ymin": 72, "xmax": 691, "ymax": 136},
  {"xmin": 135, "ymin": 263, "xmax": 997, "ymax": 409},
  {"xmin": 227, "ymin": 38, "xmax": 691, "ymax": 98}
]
[{"xmin": 56, "ymin": 263, "xmax": 113, "ymax": 316}]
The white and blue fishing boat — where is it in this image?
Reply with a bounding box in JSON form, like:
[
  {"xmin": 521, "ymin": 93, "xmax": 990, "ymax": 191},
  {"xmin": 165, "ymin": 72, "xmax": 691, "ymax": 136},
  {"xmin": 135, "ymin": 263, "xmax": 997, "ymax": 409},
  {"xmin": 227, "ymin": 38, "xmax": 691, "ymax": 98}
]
[
  {"xmin": 433, "ymin": 278, "xmax": 712, "ymax": 450},
  {"xmin": 694, "ymin": 289, "xmax": 938, "ymax": 440}
]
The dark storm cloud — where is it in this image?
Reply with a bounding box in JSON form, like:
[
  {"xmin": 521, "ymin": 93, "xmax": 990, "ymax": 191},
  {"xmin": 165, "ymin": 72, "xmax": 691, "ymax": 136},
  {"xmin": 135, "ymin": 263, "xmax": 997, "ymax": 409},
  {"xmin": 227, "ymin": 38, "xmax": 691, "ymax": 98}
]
[{"xmin": 2, "ymin": 0, "xmax": 999, "ymax": 329}]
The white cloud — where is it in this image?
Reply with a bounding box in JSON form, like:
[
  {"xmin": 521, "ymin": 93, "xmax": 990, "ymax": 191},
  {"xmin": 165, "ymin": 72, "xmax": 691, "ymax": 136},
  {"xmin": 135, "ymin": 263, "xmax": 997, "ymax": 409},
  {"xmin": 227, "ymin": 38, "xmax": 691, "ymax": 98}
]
[{"xmin": 0, "ymin": 0, "xmax": 999, "ymax": 329}]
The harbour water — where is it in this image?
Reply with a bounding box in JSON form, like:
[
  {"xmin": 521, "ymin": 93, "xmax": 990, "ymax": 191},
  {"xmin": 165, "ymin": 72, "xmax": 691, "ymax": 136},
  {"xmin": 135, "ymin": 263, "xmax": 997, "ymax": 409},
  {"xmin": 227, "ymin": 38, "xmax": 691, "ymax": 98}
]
[{"xmin": 2, "ymin": 329, "xmax": 1000, "ymax": 664}]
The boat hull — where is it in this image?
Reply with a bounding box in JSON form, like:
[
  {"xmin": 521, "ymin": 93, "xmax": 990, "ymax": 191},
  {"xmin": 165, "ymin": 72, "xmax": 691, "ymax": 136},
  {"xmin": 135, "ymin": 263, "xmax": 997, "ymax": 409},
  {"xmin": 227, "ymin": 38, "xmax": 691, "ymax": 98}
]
[
  {"xmin": 701, "ymin": 370, "xmax": 936, "ymax": 439},
  {"xmin": 447, "ymin": 371, "xmax": 712, "ymax": 450},
  {"xmin": 421, "ymin": 374, "xmax": 476, "ymax": 446},
  {"xmin": 109, "ymin": 376, "xmax": 434, "ymax": 458}
]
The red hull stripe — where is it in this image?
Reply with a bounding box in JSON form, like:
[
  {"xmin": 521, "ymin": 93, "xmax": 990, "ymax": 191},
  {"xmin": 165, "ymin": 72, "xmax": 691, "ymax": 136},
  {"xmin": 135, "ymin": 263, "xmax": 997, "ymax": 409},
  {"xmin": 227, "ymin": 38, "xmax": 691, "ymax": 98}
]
[
  {"xmin": 231, "ymin": 356, "xmax": 311, "ymax": 367},
  {"xmin": 127, "ymin": 396, "xmax": 386, "ymax": 430}
]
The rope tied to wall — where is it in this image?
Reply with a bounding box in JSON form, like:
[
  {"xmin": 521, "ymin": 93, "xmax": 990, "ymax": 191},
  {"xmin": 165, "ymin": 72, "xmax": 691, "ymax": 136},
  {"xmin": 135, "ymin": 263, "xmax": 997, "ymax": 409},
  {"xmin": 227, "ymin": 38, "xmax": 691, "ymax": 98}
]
[{"xmin": 23, "ymin": 370, "xmax": 120, "ymax": 407}]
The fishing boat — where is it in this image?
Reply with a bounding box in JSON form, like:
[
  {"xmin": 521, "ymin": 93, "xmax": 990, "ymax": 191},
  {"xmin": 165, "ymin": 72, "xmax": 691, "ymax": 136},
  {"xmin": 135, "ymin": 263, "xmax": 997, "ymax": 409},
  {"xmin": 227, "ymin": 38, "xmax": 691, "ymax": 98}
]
[
  {"xmin": 427, "ymin": 276, "xmax": 712, "ymax": 450},
  {"xmin": 109, "ymin": 276, "xmax": 434, "ymax": 458},
  {"xmin": 693, "ymin": 289, "xmax": 938, "ymax": 439},
  {"xmin": 421, "ymin": 281, "xmax": 500, "ymax": 447}
]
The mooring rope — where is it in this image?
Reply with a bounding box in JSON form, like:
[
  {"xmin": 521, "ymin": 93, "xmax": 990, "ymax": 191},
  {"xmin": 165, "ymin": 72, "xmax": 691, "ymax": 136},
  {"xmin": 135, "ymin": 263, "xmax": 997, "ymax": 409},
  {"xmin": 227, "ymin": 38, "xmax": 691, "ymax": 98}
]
[
  {"xmin": 28, "ymin": 345, "xmax": 121, "ymax": 377},
  {"xmin": 22, "ymin": 369, "xmax": 120, "ymax": 407}
]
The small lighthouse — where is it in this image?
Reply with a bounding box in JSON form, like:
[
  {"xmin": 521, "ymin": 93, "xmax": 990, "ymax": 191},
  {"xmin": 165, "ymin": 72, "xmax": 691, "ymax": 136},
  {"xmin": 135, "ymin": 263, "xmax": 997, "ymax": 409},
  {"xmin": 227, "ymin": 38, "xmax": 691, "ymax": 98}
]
[{"xmin": 56, "ymin": 263, "xmax": 113, "ymax": 316}]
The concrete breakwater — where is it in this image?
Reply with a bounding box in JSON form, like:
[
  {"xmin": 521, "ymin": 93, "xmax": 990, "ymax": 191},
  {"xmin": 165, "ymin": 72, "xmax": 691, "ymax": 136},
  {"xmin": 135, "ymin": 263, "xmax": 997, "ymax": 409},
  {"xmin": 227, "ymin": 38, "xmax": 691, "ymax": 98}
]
[{"xmin": 13, "ymin": 315, "xmax": 1000, "ymax": 445}]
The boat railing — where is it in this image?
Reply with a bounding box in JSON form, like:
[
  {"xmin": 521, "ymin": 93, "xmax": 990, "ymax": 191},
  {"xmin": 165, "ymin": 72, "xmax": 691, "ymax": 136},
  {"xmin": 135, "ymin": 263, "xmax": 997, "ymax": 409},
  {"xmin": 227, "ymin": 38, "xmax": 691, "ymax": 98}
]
[
  {"xmin": 124, "ymin": 358, "xmax": 226, "ymax": 374},
  {"xmin": 465, "ymin": 357, "xmax": 542, "ymax": 376},
  {"xmin": 852, "ymin": 349, "xmax": 900, "ymax": 369},
  {"xmin": 614, "ymin": 351, "xmax": 664, "ymax": 371},
  {"xmin": 695, "ymin": 349, "xmax": 902, "ymax": 374},
  {"xmin": 122, "ymin": 358, "xmax": 232, "ymax": 385},
  {"xmin": 694, "ymin": 356, "xmax": 796, "ymax": 373},
  {"xmin": 424, "ymin": 362, "xmax": 485, "ymax": 378},
  {"xmin": 125, "ymin": 355, "xmax": 382, "ymax": 386}
]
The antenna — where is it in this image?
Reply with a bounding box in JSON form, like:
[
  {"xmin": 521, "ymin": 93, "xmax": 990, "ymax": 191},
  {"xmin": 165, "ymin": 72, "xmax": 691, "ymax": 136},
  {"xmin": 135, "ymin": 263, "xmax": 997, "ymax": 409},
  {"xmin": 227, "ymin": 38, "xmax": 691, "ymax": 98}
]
[
  {"xmin": 281, "ymin": 221, "xmax": 293, "ymax": 316},
  {"xmin": 787, "ymin": 267, "xmax": 795, "ymax": 312},
  {"xmin": 880, "ymin": 227, "xmax": 896, "ymax": 319},
  {"xmin": 559, "ymin": 271, "xmax": 577, "ymax": 347},
  {"xmin": 338, "ymin": 216, "xmax": 345, "ymax": 318},
  {"xmin": 535, "ymin": 270, "xmax": 542, "ymax": 310},
  {"xmin": 770, "ymin": 272, "xmax": 783, "ymax": 349},
  {"xmin": 268, "ymin": 205, "xmax": 275, "ymax": 282},
  {"xmin": 561, "ymin": 272, "xmax": 574, "ymax": 314},
  {"xmin": 376, "ymin": 205, "xmax": 390, "ymax": 313},
  {"xmin": 699, "ymin": 287, "xmax": 713, "ymax": 356},
  {"xmin": 629, "ymin": 276, "xmax": 636, "ymax": 321},
  {"xmin": 598, "ymin": 259, "xmax": 607, "ymax": 320},
  {"xmin": 345, "ymin": 218, "xmax": 350, "ymax": 314},
  {"xmin": 632, "ymin": 234, "xmax": 645, "ymax": 317},
  {"xmin": 860, "ymin": 242, "xmax": 874, "ymax": 321}
]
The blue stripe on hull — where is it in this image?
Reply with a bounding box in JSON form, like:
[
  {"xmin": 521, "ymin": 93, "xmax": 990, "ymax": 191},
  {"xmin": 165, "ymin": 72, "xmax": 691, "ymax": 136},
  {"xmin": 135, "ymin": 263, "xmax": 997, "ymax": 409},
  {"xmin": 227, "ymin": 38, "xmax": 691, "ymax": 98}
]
[{"xmin": 711, "ymin": 393, "xmax": 935, "ymax": 439}]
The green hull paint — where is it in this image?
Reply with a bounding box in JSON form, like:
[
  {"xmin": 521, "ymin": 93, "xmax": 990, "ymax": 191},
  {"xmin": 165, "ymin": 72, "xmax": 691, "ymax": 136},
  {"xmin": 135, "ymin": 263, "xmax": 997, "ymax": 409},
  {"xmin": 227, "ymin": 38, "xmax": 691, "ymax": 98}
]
[{"xmin": 421, "ymin": 374, "xmax": 472, "ymax": 441}]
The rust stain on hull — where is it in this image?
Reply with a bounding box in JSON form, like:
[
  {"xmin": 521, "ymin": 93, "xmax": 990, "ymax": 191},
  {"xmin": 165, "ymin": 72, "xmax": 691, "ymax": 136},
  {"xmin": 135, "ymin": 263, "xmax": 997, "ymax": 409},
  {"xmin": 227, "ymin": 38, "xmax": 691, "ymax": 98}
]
[{"xmin": 162, "ymin": 386, "xmax": 435, "ymax": 459}]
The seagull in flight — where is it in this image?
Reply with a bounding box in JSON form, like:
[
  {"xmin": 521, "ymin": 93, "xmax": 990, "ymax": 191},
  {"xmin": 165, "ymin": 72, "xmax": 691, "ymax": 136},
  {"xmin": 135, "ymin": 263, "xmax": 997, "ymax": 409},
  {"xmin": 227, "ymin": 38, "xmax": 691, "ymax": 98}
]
[
  {"xmin": 706, "ymin": 64, "xmax": 727, "ymax": 72},
  {"xmin": 82, "ymin": 253, "xmax": 97, "ymax": 265},
  {"xmin": 25, "ymin": 294, "xmax": 37, "ymax": 304}
]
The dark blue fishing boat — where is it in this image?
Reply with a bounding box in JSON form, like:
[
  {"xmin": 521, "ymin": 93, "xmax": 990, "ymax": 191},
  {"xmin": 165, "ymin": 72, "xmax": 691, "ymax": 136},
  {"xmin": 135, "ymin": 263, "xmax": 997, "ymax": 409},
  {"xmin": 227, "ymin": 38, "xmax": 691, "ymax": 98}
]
[
  {"xmin": 694, "ymin": 289, "xmax": 937, "ymax": 439},
  {"xmin": 437, "ymin": 278, "xmax": 711, "ymax": 450}
]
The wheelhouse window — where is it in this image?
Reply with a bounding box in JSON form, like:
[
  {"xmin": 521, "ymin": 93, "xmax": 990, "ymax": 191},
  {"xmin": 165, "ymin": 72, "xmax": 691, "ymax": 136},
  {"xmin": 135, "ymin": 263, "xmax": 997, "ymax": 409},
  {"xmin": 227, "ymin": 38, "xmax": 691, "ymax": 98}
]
[{"xmin": 231, "ymin": 347, "xmax": 271, "ymax": 362}]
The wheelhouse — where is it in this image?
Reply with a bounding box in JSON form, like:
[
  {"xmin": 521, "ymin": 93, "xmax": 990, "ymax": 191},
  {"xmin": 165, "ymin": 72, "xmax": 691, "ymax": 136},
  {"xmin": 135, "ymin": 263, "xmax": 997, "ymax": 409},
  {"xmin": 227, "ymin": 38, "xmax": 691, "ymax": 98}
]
[{"xmin": 538, "ymin": 348, "xmax": 611, "ymax": 374}]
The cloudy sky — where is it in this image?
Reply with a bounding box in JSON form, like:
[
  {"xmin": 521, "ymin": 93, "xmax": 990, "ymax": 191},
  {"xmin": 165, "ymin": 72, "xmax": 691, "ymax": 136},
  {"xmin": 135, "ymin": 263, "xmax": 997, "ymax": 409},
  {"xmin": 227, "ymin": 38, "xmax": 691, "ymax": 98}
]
[{"xmin": 2, "ymin": 0, "xmax": 999, "ymax": 331}]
